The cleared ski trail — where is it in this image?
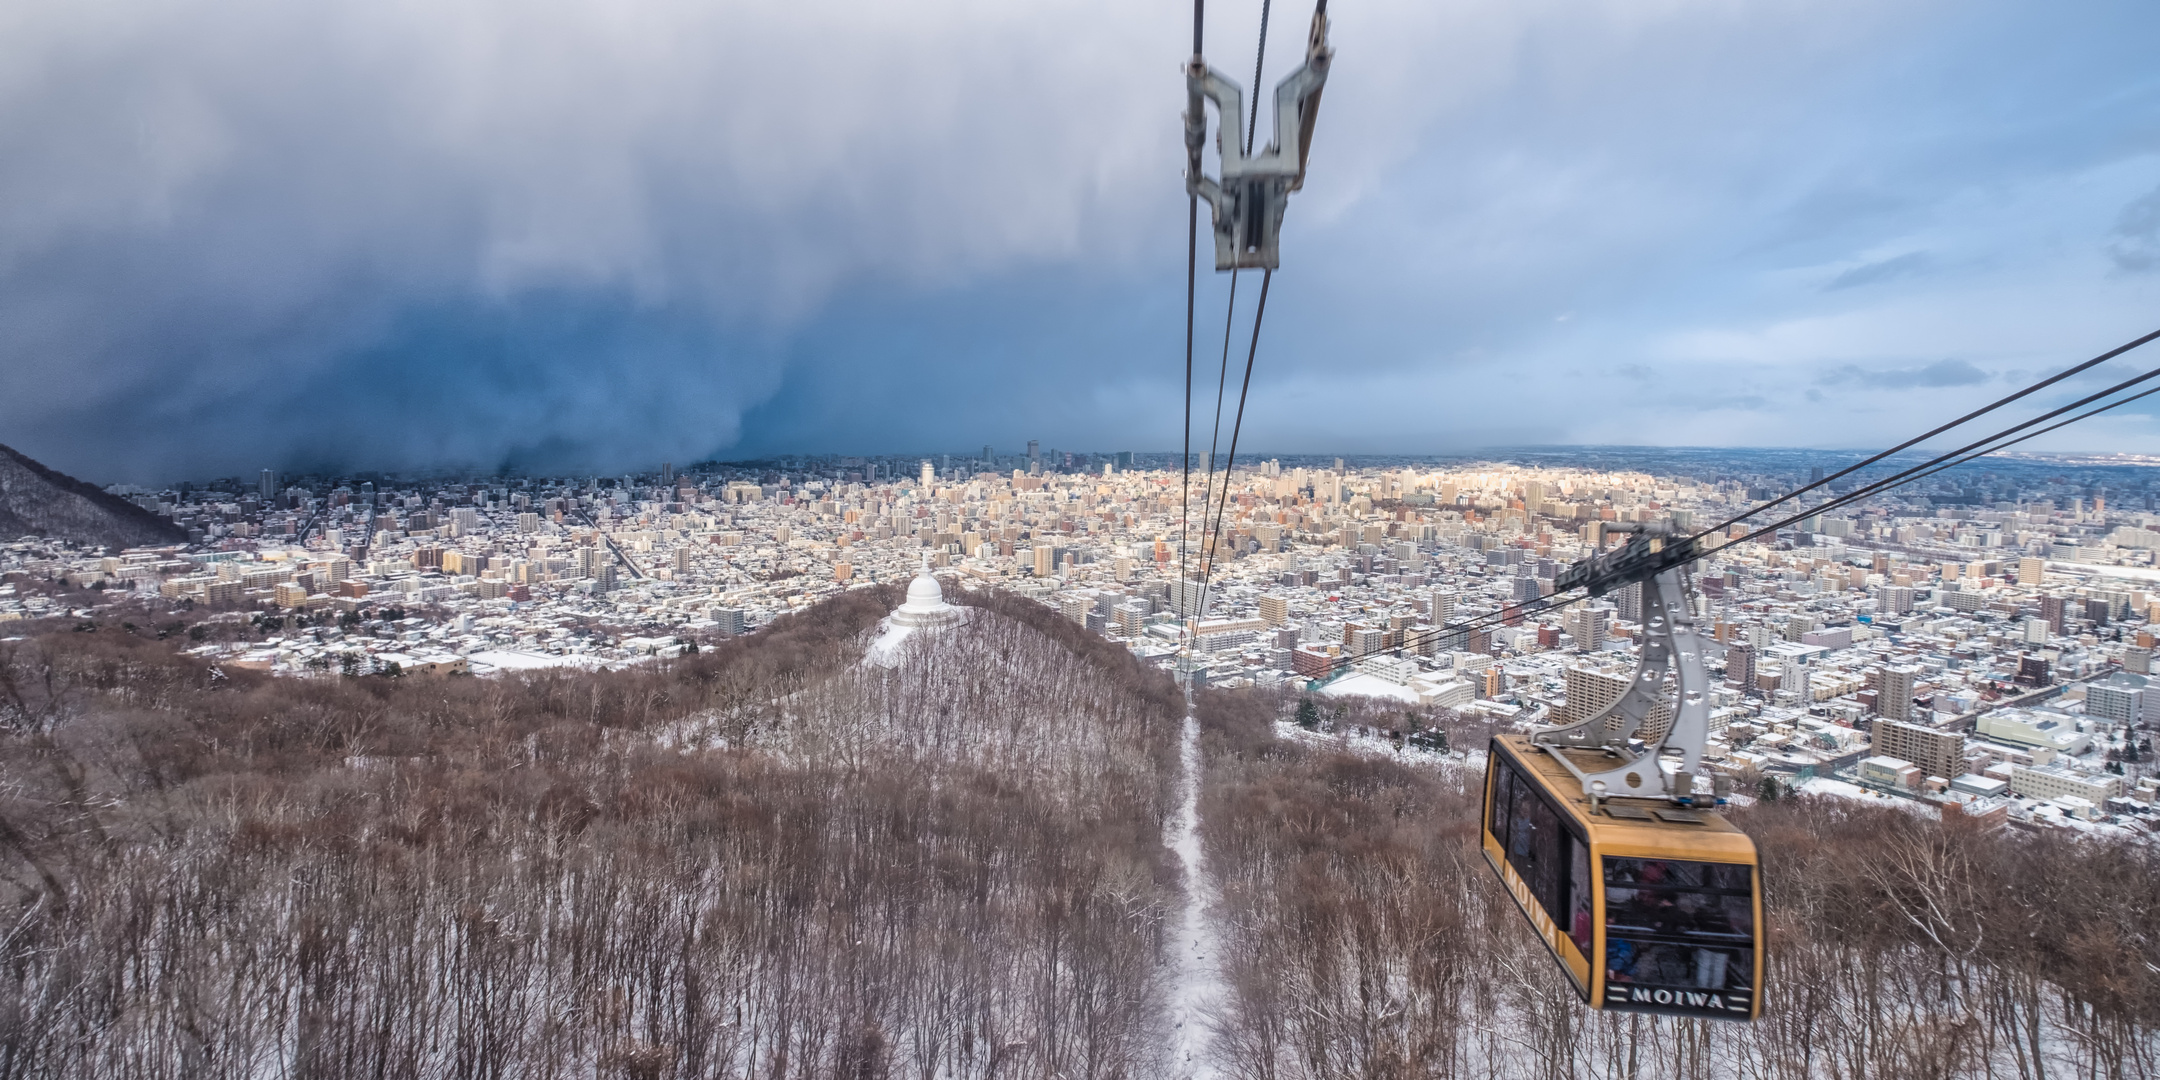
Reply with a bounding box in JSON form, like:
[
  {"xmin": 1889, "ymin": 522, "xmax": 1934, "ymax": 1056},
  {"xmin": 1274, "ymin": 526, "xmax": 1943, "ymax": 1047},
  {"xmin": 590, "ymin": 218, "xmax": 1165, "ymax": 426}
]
[{"xmin": 1165, "ymin": 711, "xmax": 1225, "ymax": 1079}]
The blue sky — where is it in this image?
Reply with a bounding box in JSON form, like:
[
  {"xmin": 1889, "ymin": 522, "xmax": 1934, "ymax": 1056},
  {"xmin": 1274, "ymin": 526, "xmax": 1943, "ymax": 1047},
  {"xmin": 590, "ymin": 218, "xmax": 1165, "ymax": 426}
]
[{"xmin": 2, "ymin": 0, "xmax": 2157, "ymax": 481}]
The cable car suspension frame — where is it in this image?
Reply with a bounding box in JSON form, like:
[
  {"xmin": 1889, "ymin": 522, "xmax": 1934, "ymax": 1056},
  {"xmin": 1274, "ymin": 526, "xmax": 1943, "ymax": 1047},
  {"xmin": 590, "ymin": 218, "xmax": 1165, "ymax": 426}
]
[
  {"xmin": 1185, "ymin": 3, "xmax": 1331, "ymax": 270},
  {"xmin": 1536, "ymin": 526, "xmax": 1730, "ymax": 808}
]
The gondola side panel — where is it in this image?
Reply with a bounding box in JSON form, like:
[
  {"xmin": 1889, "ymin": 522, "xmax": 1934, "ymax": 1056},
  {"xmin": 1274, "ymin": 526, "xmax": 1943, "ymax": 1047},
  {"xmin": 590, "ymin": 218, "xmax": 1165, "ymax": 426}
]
[{"xmin": 1481, "ymin": 741, "xmax": 1593, "ymax": 998}]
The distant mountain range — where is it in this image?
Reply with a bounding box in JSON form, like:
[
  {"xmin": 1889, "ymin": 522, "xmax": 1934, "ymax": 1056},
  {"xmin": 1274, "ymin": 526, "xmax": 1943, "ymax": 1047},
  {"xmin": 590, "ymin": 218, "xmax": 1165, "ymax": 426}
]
[{"xmin": 0, "ymin": 443, "xmax": 187, "ymax": 550}]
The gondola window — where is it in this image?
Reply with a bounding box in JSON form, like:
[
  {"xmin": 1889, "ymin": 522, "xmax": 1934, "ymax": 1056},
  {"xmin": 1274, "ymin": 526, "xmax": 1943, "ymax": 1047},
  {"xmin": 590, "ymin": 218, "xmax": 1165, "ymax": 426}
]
[
  {"xmin": 1490, "ymin": 750, "xmax": 1593, "ymax": 954},
  {"xmin": 1602, "ymin": 857, "xmax": 1755, "ymax": 1009}
]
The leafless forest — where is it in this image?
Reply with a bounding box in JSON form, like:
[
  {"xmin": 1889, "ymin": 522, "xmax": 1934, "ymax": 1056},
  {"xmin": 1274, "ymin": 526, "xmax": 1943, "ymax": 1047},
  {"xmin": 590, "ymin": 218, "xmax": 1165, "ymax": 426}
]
[
  {"xmin": 0, "ymin": 587, "xmax": 2155, "ymax": 1078},
  {"xmin": 1195, "ymin": 690, "xmax": 2160, "ymax": 1080},
  {"xmin": 0, "ymin": 589, "xmax": 1182, "ymax": 1078}
]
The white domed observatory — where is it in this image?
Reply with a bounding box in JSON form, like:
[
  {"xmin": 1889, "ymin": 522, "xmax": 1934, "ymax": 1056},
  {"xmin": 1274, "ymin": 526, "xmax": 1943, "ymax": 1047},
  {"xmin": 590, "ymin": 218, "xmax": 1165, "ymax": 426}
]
[
  {"xmin": 890, "ymin": 557, "xmax": 963, "ymax": 629},
  {"xmin": 868, "ymin": 556, "xmax": 965, "ymax": 666}
]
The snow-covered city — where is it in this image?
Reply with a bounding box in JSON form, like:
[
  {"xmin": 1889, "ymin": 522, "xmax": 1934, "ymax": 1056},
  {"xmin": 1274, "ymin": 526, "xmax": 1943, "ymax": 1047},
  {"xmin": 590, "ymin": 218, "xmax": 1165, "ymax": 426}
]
[{"xmin": 9, "ymin": 448, "xmax": 2157, "ymax": 839}]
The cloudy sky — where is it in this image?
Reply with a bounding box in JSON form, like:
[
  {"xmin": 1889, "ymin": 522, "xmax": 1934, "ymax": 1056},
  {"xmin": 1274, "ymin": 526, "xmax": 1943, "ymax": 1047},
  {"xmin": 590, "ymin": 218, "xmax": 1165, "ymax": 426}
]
[{"xmin": 3, "ymin": 0, "xmax": 2158, "ymax": 482}]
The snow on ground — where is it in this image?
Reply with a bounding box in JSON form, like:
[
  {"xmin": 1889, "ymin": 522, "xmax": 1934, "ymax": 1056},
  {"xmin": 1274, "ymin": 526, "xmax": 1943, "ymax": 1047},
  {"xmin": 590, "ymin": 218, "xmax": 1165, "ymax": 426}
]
[
  {"xmin": 465, "ymin": 649, "xmax": 605, "ymax": 673},
  {"xmin": 1798, "ymin": 776, "xmax": 1941, "ymax": 817},
  {"xmin": 864, "ymin": 620, "xmax": 914, "ymax": 667},
  {"xmin": 1318, "ymin": 671, "xmax": 1422, "ymax": 703},
  {"xmin": 1275, "ymin": 719, "xmax": 1477, "ymax": 773},
  {"xmin": 1165, "ymin": 712, "xmax": 1225, "ymax": 1079},
  {"xmin": 863, "ymin": 608, "xmax": 974, "ymax": 667},
  {"xmin": 1797, "ymin": 777, "xmax": 1872, "ymax": 800}
]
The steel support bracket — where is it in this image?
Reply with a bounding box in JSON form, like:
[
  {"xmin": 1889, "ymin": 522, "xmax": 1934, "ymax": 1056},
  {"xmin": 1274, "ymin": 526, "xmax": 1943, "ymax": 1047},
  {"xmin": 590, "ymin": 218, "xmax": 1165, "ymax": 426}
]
[
  {"xmin": 1184, "ymin": 14, "xmax": 1332, "ymax": 271},
  {"xmin": 1531, "ymin": 567, "xmax": 1713, "ymax": 803}
]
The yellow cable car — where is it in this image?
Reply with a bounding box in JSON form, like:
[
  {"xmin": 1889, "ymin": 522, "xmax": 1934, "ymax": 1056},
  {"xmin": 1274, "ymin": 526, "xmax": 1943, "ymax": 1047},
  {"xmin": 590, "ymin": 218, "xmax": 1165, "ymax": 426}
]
[
  {"xmin": 1481, "ymin": 734, "xmax": 1763, "ymax": 1020},
  {"xmin": 1479, "ymin": 554, "xmax": 1762, "ymax": 1020}
]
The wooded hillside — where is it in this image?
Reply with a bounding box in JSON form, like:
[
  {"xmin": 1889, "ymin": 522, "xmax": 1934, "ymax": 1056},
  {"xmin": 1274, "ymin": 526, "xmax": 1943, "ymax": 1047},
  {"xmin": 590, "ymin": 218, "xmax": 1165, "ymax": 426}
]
[
  {"xmin": 0, "ymin": 588, "xmax": 1183, "ymax": 1078},
  {"xmin": 0, "ymin": 589, "xmax": 2154, "ymax": 1078},
  {"xmin": 1194, "ymin": 688, "xmax": 2160, "ymax": 1080}
]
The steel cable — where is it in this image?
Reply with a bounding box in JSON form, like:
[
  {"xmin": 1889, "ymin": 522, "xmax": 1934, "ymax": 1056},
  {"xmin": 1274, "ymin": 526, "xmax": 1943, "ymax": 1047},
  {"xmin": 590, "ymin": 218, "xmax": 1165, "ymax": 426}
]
[
  {"xmin": 1719, "ymin": 356, "xmax": 2160, "ymax": 551},
  {"xmin": 1179, "ymin": 0, "xmax": 1205, "ymax": 653},
  {"xmin": 1310, "ymin": 351, "xmax": 2160, "ymax": 681},
  {"xmin": 1689, "ymin": 326, "xmax": 2160, "ymax": 546},
  {"xmin": 1246, "ymin": 0, "xmax": 1272, "ymax": 153},
  {"xmin": 1197, "ymin": 270, "xmax": 1272, "ymax": 623},
  {"xmin": 1187, "ymin": 0, "xmax": 1277, "ymax": 633}
]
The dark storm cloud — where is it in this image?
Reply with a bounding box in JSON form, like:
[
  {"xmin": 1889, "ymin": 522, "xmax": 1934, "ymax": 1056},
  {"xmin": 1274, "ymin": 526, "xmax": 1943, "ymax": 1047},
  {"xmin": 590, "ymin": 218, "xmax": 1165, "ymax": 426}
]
[
  {"xmin": 2, "ymin": 0, "xmax": 2158, "ymax": 482},
  {"xmin": 0, "ymin": 0, "xmax": 1183, "ymax": 480},
  {"xmin": 1817, "ymin": 359, "xmax": 1991, "ymax": 390}
]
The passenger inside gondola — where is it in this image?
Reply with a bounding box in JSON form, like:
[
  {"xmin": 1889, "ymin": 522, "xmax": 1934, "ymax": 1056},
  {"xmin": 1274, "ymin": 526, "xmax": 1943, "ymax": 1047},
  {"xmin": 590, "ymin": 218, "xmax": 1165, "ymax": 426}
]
[{"xmin": 1603, "ymin": 857, "xmax": 1753, "ymax": 991}]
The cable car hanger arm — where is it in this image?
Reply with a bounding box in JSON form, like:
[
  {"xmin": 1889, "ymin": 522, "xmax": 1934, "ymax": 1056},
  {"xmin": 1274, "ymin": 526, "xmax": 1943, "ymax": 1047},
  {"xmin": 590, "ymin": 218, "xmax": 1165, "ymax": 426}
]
[
  {"xmin": 1531, "ymin": 565, "xmax": 1721, "ymax": 808},
  {"xmin": 1184, "ymin": 3, "xmax": 1332, "ymax": 270}
]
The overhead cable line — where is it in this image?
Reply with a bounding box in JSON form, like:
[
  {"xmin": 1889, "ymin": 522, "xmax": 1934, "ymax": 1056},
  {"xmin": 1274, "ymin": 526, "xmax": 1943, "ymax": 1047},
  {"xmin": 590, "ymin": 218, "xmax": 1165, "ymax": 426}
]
[
  {"xmin": 1178, "ymin": 0, "xmax": 1206, "ymax": 651},
  {"xmin": 1177, "ymin": 0, "xmax": 1329, "ymax": 666},
  {"xmin": 1773, "ymin": 357, "xmax": 2160, "ymax": 512},
  {"xmin": 1309, "ymin": 336, "xmax": 2160, "ymax": 682},
  {"xmin": 1196, "ymin": 269, "xmax": 1243, "ymax": 570},
  {"xmin": 1246, "ymin": 0, "xmax": 1272, "ymax": 153},
  {"xmin": 1180, "ymin": 195, "xmax": 1198, "ymax": 619},
  {"xmin": 1690, "ymin": 326, "xmax": 2160, "ymax": 546},
  {"xmin": 1193, "ymin": 0, "xmax": 1274, "ymax": 597},
  {"xmin": 1179, "ymin": 186, "xmax": 1200, "ymax": 639},
  {"xmin": 1191, "ymin": 0, "xmax": 1281, "ymax": 624},
  {"xmin": 1717, "ymin": 351, "xmax": 2160, "ymax": 549},
  {"xmin": 1901, "ymin": 382, "xmax": 2160, "ymax": 486},
  {"xmin": 1196, "ymin": 270, "xmax": 1273, "ymax": 622}
]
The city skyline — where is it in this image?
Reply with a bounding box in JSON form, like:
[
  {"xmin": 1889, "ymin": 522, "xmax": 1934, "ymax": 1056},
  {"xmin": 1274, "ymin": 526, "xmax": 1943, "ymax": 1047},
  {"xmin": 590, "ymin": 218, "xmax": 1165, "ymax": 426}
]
[
  {"xmin": 17, "ymin": 450, "xmax": 2155, "ymax": 839},
  {"xmin": 101, "ymin": 443, "xmax": 2160, "ymax": 494}
]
